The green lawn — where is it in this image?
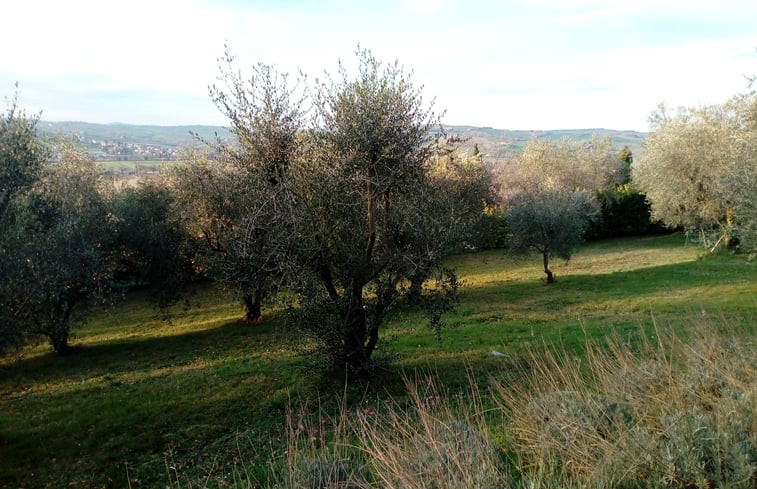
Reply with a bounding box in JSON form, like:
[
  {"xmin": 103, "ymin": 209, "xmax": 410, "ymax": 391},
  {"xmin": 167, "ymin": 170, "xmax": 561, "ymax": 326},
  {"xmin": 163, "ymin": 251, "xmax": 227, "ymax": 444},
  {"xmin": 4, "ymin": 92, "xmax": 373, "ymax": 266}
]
[{"xmin": 1, "ymin": 234, "xmax": 755, "ymax": 488}]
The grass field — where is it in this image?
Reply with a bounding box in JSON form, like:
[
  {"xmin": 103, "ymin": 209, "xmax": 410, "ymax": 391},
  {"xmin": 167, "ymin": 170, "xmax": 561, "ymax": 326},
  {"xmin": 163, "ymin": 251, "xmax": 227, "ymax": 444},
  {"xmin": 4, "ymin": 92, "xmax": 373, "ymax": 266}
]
[
  {"xmin": 97, "ymin": 160, "xmax": 179, "ymax": 175},
  {"xmin": 1, "ymin": 234, "xmax": 755, "ymax": 488}
]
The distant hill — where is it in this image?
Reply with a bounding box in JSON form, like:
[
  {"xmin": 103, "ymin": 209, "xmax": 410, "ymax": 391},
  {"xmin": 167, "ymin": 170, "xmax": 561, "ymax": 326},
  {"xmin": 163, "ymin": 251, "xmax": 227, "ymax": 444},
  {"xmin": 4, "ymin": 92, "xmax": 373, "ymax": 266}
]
[
  {"xmin": 38, "ymin": 121, "xmax": 232, "ymax": 147},
  {"xmin": 38, "ymin": 121, "xmax": 233, "ymax": 161},
  {"xmin": 37, "ymin": 121, "xmax": 645, "ymax": 163},
  {"xmin": 444, "ymin": 126, "xmax": 646, "ymax": 164}
]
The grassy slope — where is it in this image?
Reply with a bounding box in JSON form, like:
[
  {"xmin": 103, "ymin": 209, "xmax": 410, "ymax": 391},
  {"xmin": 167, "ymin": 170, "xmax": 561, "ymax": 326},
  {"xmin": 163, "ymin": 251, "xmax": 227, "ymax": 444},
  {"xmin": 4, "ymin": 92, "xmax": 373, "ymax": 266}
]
[{"xmin": 0, "ymin": 235, "xmax": 754, "ymax": 488}]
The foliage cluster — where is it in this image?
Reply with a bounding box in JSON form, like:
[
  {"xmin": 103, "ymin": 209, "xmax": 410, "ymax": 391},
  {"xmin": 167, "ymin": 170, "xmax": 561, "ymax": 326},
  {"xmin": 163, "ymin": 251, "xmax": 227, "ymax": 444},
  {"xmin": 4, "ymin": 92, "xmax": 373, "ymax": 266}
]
[{"xmin": 587, "ymin": 183, "xmax": 667, "ymax": 240}]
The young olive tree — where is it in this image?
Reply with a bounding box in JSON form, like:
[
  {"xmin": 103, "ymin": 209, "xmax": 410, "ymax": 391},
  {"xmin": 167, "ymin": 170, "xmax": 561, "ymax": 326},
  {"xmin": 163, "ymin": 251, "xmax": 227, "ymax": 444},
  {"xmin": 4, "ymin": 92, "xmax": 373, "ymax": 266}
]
[
  {"xmin": 171, "ymin": 53, "xmax": 304, "ymax": 321},
  {"xmin": 503, "ymin": 138, "xmax": 611, "ymax": 282},
  {"xmin": 284, "ymin": 50, "xmax": 464, "ymax": 374},
  {"xmin": 508, "ymin": 189, "xmax": 597, "ymax": 283}
]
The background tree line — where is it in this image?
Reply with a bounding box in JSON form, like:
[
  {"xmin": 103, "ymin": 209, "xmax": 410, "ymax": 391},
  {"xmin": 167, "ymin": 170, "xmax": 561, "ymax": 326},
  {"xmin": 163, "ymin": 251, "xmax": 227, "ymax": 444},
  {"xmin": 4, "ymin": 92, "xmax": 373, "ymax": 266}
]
[{"xmin": 2, "ymin": 54, "xmax": 754, "ymax": 376}]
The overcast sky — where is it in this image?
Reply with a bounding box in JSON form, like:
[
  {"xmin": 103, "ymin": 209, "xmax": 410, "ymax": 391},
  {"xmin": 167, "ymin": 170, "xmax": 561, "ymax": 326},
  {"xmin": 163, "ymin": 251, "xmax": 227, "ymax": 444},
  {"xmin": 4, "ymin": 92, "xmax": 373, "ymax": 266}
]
[{"xmin": 2, "ymin": 0, "xmax": 755, "ymax": 131}]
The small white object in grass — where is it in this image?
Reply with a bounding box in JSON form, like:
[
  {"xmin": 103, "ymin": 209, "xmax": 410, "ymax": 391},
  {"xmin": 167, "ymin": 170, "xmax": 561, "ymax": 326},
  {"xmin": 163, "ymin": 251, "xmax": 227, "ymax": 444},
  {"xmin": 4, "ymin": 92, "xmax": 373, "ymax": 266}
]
[{"xmin": 491, "ymin": 350, "xmax": 508, "ymax": 358}]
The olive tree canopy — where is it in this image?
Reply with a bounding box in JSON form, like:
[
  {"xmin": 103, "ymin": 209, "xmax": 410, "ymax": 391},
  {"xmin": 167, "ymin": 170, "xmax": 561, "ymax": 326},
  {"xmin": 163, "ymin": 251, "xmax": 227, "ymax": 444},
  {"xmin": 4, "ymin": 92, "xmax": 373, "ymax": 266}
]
[
  {"xmin": 285, "ymin": 50, "xmax": 456, "ymax": 374},
  {"xmin": 633, "ymin": 97, "xmax": 756, "ymax": 251},
  {"xmin": 4, "ymin": 144, "xmax": 114, "ymax": 353}
]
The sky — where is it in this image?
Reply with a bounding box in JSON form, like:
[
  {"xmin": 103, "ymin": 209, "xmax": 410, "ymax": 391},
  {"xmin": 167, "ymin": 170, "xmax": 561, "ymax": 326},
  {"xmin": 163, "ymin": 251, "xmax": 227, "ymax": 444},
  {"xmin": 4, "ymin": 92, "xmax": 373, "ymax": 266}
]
[{"xmin": 2, "ymin": 0, "xmax": 755, "ymax": 131}]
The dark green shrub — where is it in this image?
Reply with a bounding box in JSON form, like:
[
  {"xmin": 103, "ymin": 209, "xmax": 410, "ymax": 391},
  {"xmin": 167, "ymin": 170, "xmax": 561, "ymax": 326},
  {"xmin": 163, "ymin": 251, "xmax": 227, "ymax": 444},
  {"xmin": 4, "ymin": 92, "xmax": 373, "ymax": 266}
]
[{"xmin": 587, "ymin": 184, "xmax": 668, "ymax": 240}]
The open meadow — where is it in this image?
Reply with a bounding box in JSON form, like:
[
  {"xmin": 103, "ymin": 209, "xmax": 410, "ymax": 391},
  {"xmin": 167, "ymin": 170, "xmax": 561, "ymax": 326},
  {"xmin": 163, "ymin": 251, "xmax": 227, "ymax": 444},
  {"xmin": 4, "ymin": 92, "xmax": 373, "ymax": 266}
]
[{"xmin": 1, "ymin": 234, "xmax": 755, "ymax": 488}]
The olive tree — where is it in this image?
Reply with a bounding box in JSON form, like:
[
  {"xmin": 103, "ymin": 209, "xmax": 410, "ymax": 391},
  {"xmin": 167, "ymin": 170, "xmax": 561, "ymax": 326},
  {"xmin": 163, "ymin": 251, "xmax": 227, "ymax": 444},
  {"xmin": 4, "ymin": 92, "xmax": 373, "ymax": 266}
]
[
  {"xmin": 171, "ymin": 152, "xmax": 281, "ymax": 320},
  {"xmin": 7, "ymin": 144, "xmax": 115, "ymax": 353},
  {"xmin": 633, "ymin": 103, "xmax": 741, "ymax": 249},
  {"xmin": 0, "ymin": 93, "xmax": 49, "ymax": 353},
  {"xmin": 507, "ymin": 189, "xmax": 597, "ymax": 283},
  {"xmin": 503, "ymin": 138, "xmax": 612, "ymax": 282},
  {"xmin": 194, "ymin": 48, "xmax": 487, "ymax": 374},
  {"xmin": 171, "ymin": 53, "xmax": 304, "ymax": 321},
  {"xmin": 284, "ymin": 50, "xmax": 467, "ymax": 374}
]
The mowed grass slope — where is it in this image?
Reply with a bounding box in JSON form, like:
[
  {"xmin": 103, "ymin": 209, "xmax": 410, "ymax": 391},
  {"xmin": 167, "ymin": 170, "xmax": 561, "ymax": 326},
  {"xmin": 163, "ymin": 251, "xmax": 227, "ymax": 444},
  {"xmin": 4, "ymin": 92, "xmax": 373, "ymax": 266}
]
[{"xmin": 0, "ymin": 234, "xmax": 755, "ymax": 488}]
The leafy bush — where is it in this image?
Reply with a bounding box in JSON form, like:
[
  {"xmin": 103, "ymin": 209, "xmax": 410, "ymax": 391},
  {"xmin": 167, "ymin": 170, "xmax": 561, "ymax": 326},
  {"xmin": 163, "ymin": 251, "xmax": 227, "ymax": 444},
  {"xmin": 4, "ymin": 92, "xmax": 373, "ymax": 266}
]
[
  {"xmin": 468, "ymin": 205, "xmax": 508, "ymax": 250},
  {"xmin": 587, "ymin": 184, "xmax": 668, "ymax": 240}
]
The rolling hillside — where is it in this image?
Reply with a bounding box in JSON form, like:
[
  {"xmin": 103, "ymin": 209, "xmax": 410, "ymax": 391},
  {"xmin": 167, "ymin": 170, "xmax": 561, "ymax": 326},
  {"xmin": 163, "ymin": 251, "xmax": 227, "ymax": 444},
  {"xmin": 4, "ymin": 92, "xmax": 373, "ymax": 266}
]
[
  {"xmin": 38, "ymin": 121, "xmax": 646, "ymax": 162},
  {"xmin": 445, "ymin": 125, "xmax": 646, "ymax": 162}
]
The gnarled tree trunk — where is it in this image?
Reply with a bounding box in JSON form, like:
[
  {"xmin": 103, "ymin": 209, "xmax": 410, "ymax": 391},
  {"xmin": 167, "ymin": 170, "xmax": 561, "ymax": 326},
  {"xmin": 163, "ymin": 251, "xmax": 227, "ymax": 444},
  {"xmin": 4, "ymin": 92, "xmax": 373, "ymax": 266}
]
[
  {"xmin": 50, "ymin": 327, "xmax": 72, "ymax": 355},
  {"xmin": 341, "ymin": 282, "xmax": 369, "ymax": 372},
  {"xmin": 543, "ymin": 250, "xmax": 554, "ymax": 284},
  {"xmin": 243, "ymin": 290, "xmax": 263, "ymax": 322},
  {"xmin": 47, "ymin": 299, "xmax": 75, "ymax": 354}
]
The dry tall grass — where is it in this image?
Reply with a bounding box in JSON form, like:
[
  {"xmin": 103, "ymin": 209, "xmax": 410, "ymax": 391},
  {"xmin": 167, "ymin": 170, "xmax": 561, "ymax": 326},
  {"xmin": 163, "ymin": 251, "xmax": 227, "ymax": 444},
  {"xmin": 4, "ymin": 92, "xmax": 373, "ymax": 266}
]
[
  {"xmin": 268, "ymin": 319, "xmax": 755, "ymax": 489},
  {"xmin": 355, "ymin": 374, "xmax": 502, "ymax": 489},
  {"xmin": 495, "ymin": 319, "xmax": 756, "ymax": 488}
]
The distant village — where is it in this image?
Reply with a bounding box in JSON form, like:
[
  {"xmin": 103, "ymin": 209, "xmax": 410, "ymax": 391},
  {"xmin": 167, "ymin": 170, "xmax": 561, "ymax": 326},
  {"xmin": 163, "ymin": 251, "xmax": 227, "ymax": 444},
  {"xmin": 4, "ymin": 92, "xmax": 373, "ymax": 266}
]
[{"xmin": 86, "ymin": 139, "xmax": 180, "ymax": 161}]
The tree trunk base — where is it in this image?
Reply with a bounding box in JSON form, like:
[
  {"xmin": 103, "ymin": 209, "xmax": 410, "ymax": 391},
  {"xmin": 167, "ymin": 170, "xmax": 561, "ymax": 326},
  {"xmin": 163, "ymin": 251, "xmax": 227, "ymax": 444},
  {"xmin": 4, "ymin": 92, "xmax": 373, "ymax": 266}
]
[
  {"xmin": 52, "ymin": 340, "xmax": 74, "ymax": 355},
  {"xmin": 243, "ymin": 293, "xmax": 263, "ymax": 323},
  {"xmin": 545, "ymin": 270, "xmax": 555, "ymax": 284},
  {"xmin": 543, "ymin": 251, "xmax": 555, "ymax": 284}
]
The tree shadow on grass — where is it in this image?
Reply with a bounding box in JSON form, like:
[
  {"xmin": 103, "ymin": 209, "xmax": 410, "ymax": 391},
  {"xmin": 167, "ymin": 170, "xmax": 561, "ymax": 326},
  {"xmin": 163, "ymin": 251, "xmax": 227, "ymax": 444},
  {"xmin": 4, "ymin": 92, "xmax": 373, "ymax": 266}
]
[
  {"xmin": 4, "ymin": 254, "xmax": 751, "ymax": 392},
  {"xmin": 0, "ymin": 313, "xmax": 297, "ymax": 387},
  {"xmin": 0, "ymin": 312, "xmax": 314, "ymax": 488}
]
